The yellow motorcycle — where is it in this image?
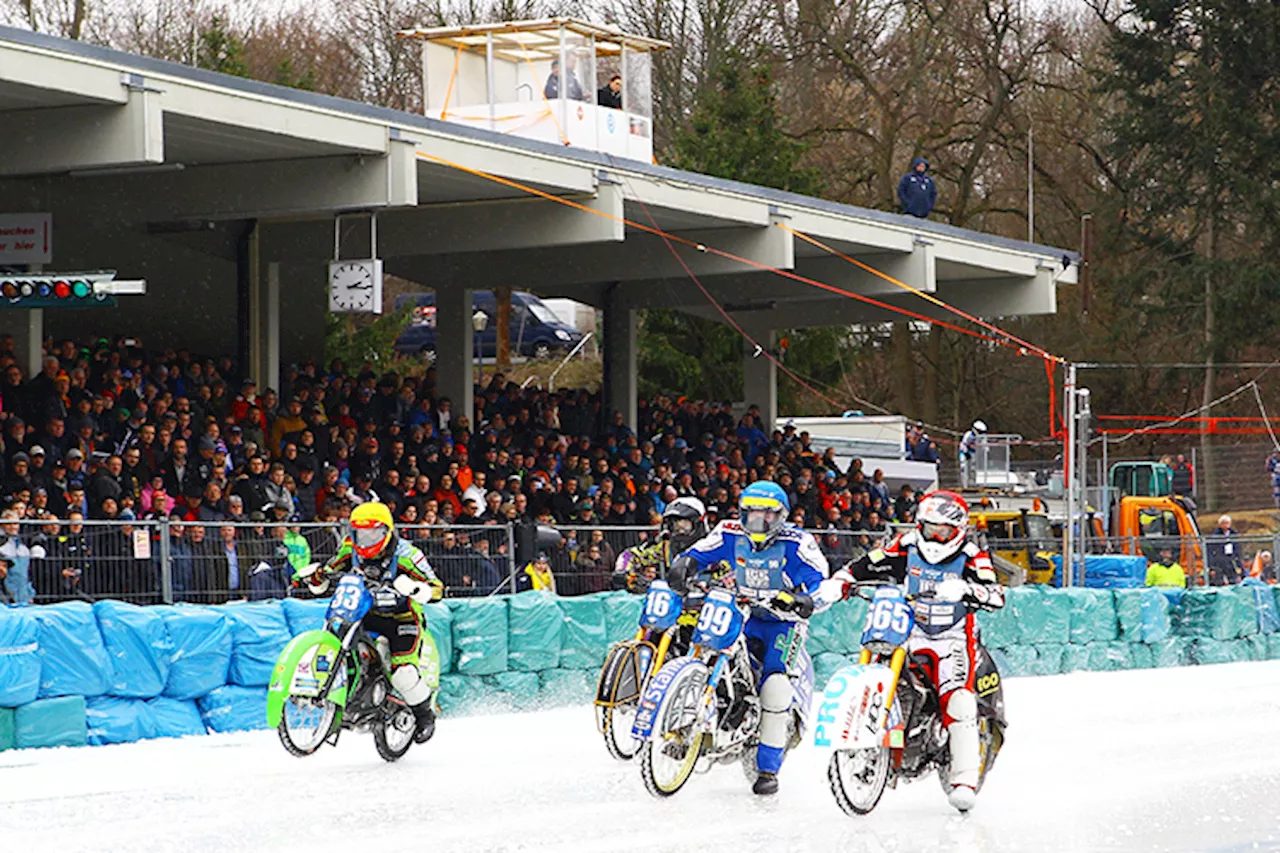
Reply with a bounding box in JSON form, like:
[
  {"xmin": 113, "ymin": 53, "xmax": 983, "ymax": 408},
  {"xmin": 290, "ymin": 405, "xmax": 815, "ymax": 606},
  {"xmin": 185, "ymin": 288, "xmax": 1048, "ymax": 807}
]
[{"xmin": 594, "ymin": 580, "xmax": 696, "ymax": 760}]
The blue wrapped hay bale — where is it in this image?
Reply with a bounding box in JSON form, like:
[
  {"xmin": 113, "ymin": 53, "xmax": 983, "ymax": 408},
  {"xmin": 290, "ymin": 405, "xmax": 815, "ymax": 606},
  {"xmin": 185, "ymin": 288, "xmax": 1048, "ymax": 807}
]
[
  {"xmin": 281, "ymin": 597, "xmax": 331, "ymax": 636},
  {"xmin": 976, "ymin": 599, "xmax": 1020, "ymax": 649},
  {"xmin": 1128, "ymin": 643, "xmax": 1155, "ymax": 670},
  {"xmin": 809, "ymin": 597, "xmax": 866, "ymax": 655},
  {"xmin": 1267, "ymin": 633, "xmax": 1280, "ymax": 660},
  {"xmin": 1063, "ymin": 589, "xmax": 1119, "ymax": 644},
  {"xmin": 449, "ymin": 597, "xmax": 508, "ymax": 676},
  {"xmin": 437, "ymin": 673, "xmax": 490, "ymax": 716},
  {"xmin": 160, "ymin": 607, "xmax": 232, "ymax": 700},
  {"xmin": 485, "ymin": 671, "xmax": 541, "ymax": 709},
  {"xmin": 86, "ymin": 696, "xmax": 158, "ymax": 746},
  {"xmin": 1243, "ymin": 580, "xmax": 1280, "ymax": 633},
  {"xmin": 813, "ymin": 652, "xmax": 855, "ymax": 692},
  {"xmin": 32, "ymin": 601, "xmax": 112, "ymax": 698},
  {"xmin": 1190, "ymin": 638, "xmax": 1247, "ymax": 665},
  {"xmin": 1059, "ymin": 643, "xmax": 1090, "ymax": 673},
  {"xmin": 15, "ymin": 695, "xmax": 86, "ymax": 748},
  {"xmin": 604, "ymin": 593, "xmax": 644, "ymax": 643},
  {"xmin": 147, "ymin": 697, "xmax": 207, "ymax": 738},
  {"xmin": 425, "ymin": 603, "xmax": 453, "ymax": 676},
  {"xmin": 1242, "ymin": 634, "xmax": 1268, "ymax": 661},
  {"xmin": 0, "ymin": 707, "xmax": 13, "ymax": 751},
  {"xmin": 1153, "ymin": 637, "xmax": 1192, "ymax": 668},
  {"xmin": 1087, "ymin": 642, "xmax": 1133, "ymax": 672},
  {"xmin": 1114, "ymin": 588, "xmax": 1172, "ymax": 643},
  {"xmin": 94, "ymin": 600, "xmax": 173, "ymax": 699},
  {"xmin": 1030, "ymin": 644, "xmax": 1064, "ymax": 676},
  {"xmin": 222, "ymin": 601, "xmax": 292, "ymax": 687},
  {"xmin": 538, "ymin": 668, "xmax": 595, "ymax": 707},
  {"xmin": 1173, "ymin": 589, "xmax": 1248, "ymax": 641},
  {"xmin": 1009, "ymin": 587, "xmax": 1070, "ymax": 645},
  {"xmin": 557, "ymin": 593, "xmax": 608, "ymax": 670},
  {"xmin": 0, "ymin": 606, "xmax": 40, "ymax": 706},
  {"xmin": 197, "ymin": 685, "xmax": 268, "ymax": 733},
  {"xmin": 507, "ymin": 592, "xmax": 562, "ymax": 672},
  {"xmin": 997, "ymin": 645, "xmax": 1038, "ymax": 677}
]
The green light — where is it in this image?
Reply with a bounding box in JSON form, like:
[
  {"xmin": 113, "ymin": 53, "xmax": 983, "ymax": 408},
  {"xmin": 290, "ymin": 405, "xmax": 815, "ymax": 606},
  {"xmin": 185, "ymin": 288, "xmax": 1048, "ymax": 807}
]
[{"xmin": 71, "ymin": 281, "xmax": 90, "ymax": 298}]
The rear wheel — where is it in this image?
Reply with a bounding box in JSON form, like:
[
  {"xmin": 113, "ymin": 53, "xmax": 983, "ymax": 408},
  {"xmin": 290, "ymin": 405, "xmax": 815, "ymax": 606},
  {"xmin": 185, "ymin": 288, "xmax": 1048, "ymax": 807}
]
[
  {"xmin": 639, "ymin": 665, "xmax": 708, "ymax": 798},
  {"xmin": 278, "ymin": 696, "xmax": 337, "ymax": 757},
  {"xmin": 374, "ymin": 706, "xmax": 416, "ymax": 762},
  {"xmin": 532, "ymin": 342, "xmax": 552, "ymax": 359},
  {"xmin": 602, "ymin": 701, "xmax": 642, "ymax": 761},
  {"xmin": 828, "ymin": 747, "xmax": 891, "ymax": 816}
]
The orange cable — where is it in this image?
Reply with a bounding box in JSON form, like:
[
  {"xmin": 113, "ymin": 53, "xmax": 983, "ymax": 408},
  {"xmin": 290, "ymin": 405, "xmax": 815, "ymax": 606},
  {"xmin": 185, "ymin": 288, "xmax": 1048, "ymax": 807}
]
[
  {"xmin": 438, "ymin": 47, "xmax": 463, "ymax": 121},
  {"xmin": 413, "ymin": 150, "xmax": 1019, "ymax": 351},
  {"xmin": 780, "ymin": 223, "xmax": 1065, "ymax": 364}
]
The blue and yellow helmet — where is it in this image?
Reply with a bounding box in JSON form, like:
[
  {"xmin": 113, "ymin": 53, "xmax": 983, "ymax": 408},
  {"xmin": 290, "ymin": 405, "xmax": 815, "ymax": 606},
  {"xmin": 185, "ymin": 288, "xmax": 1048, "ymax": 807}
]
[{"xmin": 739, "ymin": 480, "xmax": 789, "ymax": 549}]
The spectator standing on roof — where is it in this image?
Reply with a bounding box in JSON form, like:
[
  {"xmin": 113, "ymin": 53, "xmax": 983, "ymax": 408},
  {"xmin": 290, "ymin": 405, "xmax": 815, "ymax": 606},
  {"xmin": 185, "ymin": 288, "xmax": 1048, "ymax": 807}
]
[
  {"xmin": 1171, "ymin": 453, "xmax": 1194, "ymax": 497},
  {"xmin": 898, "ymin": 157, "xmax": 937, "ymax": 218}
]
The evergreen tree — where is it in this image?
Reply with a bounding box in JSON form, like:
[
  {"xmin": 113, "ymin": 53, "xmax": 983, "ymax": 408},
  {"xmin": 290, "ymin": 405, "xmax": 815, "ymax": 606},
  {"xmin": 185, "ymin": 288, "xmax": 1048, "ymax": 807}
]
[
  {"xmin": 198, "ymin": 15, "xmax": 250, "ymax": 78},
  {"xmin": 639, "ymin": 51, "xmax": 828, "ymax": 407}
]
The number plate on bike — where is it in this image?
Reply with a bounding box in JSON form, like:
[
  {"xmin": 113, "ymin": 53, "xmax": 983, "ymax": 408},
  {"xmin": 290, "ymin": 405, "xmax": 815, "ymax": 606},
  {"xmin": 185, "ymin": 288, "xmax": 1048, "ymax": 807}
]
[
  {"xmin": 640, "ymin": 580, "xmax": 680, "ymax": 630},
  {"xmin": 862, "ymin": 586, "xmax": 913, "ymax": 646},
  {"xmin": 691, "ymin": 588, "xmax": 744, "ymax": 650},
  {"xmin": 327, "ymin": 574, "xmax": 372, "ymax": 623}
]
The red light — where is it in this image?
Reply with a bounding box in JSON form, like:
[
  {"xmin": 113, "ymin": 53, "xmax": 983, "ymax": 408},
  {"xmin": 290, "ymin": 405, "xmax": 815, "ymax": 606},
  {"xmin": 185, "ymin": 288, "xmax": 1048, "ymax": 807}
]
[
  {"xmin": 54, "ymin": 281, "xmax": 70, "ymax": 298},
  {"xmin": 1, "ymin": 282, "xmax": 17, "ymax": 299}
]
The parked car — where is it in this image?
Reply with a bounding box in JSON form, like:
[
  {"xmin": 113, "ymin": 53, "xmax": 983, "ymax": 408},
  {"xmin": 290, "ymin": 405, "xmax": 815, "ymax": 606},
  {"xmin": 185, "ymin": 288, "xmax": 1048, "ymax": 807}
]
[{"xmin": 392, "ymin": 291, "xmax": 585, "ymax": 359}]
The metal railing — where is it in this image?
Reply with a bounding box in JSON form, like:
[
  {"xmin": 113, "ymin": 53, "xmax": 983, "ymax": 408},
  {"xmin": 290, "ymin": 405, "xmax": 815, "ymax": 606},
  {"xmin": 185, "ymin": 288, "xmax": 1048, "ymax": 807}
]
[
  {"xmin": 5, "ymin": 517, "xmax": 915, "ymax": 606},
  {"xmin": 983, "ymin": 532, "xmax": 1280, "ymax": 587}
]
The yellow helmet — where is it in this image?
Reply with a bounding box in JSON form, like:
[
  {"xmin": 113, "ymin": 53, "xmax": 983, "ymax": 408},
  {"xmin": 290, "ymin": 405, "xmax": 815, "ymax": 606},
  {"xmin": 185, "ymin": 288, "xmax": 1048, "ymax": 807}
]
[{"xmin": 350, "ymin": 501, "xmax": 394, "ymax": 559}]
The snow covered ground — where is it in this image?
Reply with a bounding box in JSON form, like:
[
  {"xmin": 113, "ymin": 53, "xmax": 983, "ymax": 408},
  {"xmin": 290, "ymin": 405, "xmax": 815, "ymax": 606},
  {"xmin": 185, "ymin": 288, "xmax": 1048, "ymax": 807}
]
[{"xmin": 5, "ymin": 661, "xmax": 1280, "ymax": 853}]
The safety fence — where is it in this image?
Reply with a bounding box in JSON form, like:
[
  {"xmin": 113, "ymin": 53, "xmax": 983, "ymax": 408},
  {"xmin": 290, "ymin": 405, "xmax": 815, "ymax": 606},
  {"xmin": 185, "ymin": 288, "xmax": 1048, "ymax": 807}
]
[
  {"xmin": 5, "ymin": 582, "xmax": 1280, "ymax": 752},
  {"xmin": 9, "ymin": 519, "xmax": 903, "ymax": 607},
  {"xmin": 984, "ymin": 532, "xmax": 1280, "ymax": 588}
]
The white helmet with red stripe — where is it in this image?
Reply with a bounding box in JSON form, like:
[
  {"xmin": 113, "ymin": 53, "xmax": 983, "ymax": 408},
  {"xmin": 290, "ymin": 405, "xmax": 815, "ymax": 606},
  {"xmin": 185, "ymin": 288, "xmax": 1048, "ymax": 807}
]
[{"xmin": 915, "ymin": 490, "xmax": 969, "ymax": 564}]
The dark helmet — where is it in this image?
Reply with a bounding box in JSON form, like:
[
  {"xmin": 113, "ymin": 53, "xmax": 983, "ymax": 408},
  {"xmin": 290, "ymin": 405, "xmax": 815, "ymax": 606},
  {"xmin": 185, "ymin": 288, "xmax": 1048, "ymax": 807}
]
[{"xmin": 662, "ymin": 496, "xmax": 708, "ymax": 553}]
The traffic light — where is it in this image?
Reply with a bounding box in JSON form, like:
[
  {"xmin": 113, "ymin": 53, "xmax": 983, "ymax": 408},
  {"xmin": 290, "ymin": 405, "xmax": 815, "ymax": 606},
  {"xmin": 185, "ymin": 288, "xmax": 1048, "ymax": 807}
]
[{"xmin": 0, "ymin": 273, "xmax": 137, "ymax": 308}]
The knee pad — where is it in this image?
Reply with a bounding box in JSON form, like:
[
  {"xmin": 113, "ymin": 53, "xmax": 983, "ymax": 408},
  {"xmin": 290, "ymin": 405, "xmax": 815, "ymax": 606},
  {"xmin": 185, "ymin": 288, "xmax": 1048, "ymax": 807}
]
[
  {"xmin": 759, "ymin": 673, "xmax": 792, "ymax": 714},
  {"xmin": 943, "ymin": 688, "xmax": 977, "ymax": 726},
  {"xmin": 391, "ymin": 664, "xmax": 431, "ymax": 706}
]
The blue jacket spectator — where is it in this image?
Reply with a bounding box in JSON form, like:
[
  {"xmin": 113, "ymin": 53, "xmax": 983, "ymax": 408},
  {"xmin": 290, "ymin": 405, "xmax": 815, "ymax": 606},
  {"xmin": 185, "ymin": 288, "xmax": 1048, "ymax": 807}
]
[{"xmin": 898, "ymin": 157, "xmax": 937, "ymax": 218}]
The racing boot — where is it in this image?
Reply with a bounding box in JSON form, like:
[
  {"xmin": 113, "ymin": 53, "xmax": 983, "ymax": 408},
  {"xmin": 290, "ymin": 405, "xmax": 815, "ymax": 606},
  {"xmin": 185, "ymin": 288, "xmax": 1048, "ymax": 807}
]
[
  {"xmin": 752, "ymin": 772, "xmax": 778, "ymax": 796},
  {"xmin": 391, "ymin": 665, "xmax": 435, "ymax": 744},
  {"xmin": 411, "ymin": 702, "xmax": 436, "ymax": 744},
  {"xmin": 944, "ymin": 689, "xmax": 981, "ymax": 813}
]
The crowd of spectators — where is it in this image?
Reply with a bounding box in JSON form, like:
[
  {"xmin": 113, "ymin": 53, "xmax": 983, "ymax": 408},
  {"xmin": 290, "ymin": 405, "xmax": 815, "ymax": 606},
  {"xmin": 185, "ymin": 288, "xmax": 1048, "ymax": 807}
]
[{"xmin": 0, "ymin": 335, "xmax": 920, "ymax": 606}]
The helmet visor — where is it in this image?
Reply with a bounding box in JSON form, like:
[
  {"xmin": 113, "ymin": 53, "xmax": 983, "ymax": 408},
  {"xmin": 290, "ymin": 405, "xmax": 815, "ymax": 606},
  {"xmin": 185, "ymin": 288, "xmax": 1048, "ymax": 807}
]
[
  {"xmin": 920, "ymin": 521, "xmax": 957, "ymax": 544},
  {"xmin": 667, "ymin": 517, "xmax": 695, "ymax": 536},
  {"xmin": 353, "ymin": 523, "xmax": 389, "ymax": 552},
  {"xmin": 743, "ymin": 508, "xmax": 781, "ymax": 537}
]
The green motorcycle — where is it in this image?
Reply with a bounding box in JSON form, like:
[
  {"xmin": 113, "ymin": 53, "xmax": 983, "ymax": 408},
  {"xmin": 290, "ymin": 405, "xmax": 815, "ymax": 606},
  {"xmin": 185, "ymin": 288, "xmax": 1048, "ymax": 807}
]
[{"xmin": 266, "ymin": 572, "xmax": 418, "ymax": 762}]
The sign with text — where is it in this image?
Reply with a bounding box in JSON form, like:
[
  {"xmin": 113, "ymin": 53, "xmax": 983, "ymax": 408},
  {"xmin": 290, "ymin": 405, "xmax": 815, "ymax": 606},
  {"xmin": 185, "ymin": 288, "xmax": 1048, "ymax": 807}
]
[{"xmin": 0, "ymin": 214, "xmax": 52, "ymax": 264}]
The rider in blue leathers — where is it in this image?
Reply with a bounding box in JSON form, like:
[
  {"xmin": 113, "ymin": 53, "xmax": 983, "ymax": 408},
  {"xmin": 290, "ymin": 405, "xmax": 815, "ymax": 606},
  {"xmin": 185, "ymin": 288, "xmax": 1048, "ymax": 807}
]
[{"xmin": 669, "ymin": 480, "xmax": 829, "ymax": 795}]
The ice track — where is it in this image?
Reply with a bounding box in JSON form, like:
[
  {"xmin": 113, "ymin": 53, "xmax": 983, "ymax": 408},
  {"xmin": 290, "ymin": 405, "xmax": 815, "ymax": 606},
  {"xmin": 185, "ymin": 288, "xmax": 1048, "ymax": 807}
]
[{"xmin": 6, "ymin": 661, "xmax": 1280, "ymax": 853}]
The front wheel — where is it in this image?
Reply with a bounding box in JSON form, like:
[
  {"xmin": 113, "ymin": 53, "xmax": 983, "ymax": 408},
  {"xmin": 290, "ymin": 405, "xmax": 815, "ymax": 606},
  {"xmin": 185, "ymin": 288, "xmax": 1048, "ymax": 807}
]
[
  {"xmin": 602, "ymin": 701, "xmax": 642, "ymax": 761},
  {"xmin": 639, "ymin": 665, "xmax": 708, "ymax": 797},
  {"xmin": 828, "ymin": 747, "xmax": 891, "ymax": 816},
  {"xmin": 278, "ymin": 696, "xmax": 338, "ymax": 757},
  {"xmin": 373, "ymin": 706, "xmax": 417, "ymax": 762}
]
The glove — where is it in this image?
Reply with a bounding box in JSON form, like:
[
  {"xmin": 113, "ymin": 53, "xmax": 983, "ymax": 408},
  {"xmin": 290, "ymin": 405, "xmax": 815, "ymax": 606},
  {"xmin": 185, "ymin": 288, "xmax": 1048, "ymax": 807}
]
[
  {"xmin": 393, "ymin": 573, "xmax": 435, "ymax": 605},
  {"xmin": 293, "ymin": 562, "xmax": 323, "ymax": 582},
  {"xmin": 29, "ymin": 545, "xmax": 46, "ymax": 560},
  {"xmin": 935, "ymin": 577, "xmax": 969, "ymax": 603},
  {"xmin": 773, "ymin": 589, "xmax": 815, "ymax": 619}
]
